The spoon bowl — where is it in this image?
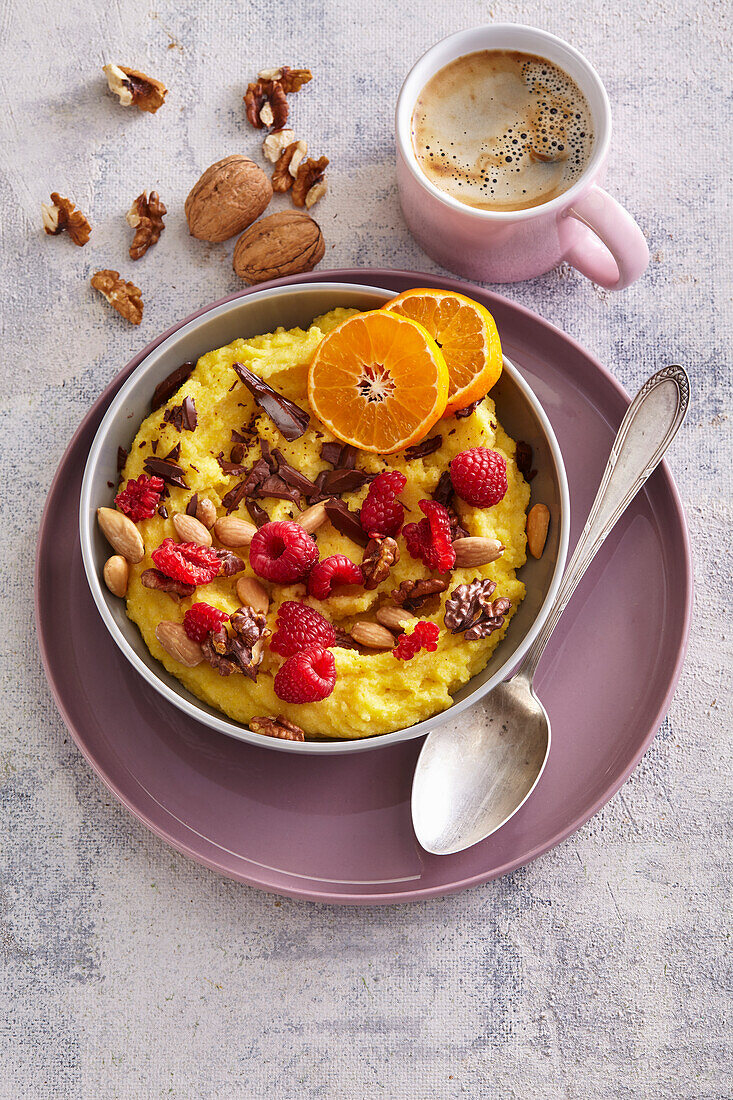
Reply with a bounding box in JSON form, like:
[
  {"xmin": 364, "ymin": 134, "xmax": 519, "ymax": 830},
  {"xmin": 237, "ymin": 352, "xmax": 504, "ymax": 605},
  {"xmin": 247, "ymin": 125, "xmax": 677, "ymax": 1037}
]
[{"xmin": 412, "ymin": 674, "xmax": 550, "ymax": 855}]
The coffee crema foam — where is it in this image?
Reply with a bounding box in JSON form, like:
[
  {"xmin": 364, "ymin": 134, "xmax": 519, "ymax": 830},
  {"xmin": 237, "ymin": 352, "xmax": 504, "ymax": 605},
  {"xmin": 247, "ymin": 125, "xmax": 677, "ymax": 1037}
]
[{"xmin": 411, "ymin": 50, "xmax": 594, "ymax": 212}]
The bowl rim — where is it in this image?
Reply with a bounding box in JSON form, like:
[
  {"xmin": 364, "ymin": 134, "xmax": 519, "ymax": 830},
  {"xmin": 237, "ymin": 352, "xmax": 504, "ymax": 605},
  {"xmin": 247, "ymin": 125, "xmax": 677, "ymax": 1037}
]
[{"xmin": 79, "ymin": 280, "xmax": 570, "ymax": 754}]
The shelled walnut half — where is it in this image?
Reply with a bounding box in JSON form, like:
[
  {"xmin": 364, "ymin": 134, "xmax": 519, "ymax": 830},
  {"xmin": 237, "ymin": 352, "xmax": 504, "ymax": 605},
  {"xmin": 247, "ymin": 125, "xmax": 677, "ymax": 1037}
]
[
  {"xmin": 126, "ymin": 190, "xmax": 166, "ymax": 259},
  {"xmin": 41, "ymin": 193, "xmax": 91, "ymax": 246}
]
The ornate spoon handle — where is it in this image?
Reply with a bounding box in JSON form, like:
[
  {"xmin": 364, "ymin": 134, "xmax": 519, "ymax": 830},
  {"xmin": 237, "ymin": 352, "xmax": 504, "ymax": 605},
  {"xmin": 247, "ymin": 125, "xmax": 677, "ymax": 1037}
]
[{"xmin": 519, "ymin": 365, "xmax": 690, "ymax": 683}]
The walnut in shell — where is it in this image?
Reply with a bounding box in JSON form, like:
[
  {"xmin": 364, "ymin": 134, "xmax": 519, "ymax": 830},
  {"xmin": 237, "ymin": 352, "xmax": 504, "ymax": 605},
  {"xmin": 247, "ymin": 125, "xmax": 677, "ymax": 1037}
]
[
  {"xmin": 232, "ymin": 210, "xmax": 324, "ymax": 285},
  {"xmin": 184, "ymin": 155, "xmax": 272, "ymax": 242}
]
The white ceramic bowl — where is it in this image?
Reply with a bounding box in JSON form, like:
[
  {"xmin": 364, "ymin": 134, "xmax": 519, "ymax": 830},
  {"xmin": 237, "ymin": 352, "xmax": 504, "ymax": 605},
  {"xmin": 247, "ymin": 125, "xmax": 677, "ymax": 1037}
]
[{"xmin": 80, "ymin": 282, "xmax": 570, "ymax": 754}]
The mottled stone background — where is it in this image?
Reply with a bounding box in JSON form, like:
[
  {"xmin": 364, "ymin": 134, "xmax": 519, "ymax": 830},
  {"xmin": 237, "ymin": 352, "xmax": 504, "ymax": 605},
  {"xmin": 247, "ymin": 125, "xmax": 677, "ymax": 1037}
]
[{"xmin": 1, "ymin": 0, "xmax": 730, "ymax": 1096}]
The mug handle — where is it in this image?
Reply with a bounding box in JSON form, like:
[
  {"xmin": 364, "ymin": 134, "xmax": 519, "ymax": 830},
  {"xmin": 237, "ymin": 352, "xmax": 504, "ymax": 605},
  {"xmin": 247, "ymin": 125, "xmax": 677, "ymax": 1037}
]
[{"xmin": 563, "ymin": 185, "xmax": 649, "ymax": 291}]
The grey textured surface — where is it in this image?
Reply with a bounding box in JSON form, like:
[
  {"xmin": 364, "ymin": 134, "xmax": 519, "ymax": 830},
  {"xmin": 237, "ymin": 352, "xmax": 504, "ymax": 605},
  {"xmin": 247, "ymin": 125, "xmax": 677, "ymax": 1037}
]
[{"xmin": 1, "ymin": 0, "xmax": 731, "ymax": 1096}]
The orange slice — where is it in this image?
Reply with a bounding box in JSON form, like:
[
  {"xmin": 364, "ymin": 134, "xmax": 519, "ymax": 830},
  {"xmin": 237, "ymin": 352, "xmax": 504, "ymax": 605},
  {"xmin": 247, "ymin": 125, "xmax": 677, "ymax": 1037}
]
[
  {"xmin": 382, "ymin": 288, "xmax": 502, "ymax": 416},
  {"xmin": 307, "ymin": 310, "xmax": 449, "ymax": 453}
]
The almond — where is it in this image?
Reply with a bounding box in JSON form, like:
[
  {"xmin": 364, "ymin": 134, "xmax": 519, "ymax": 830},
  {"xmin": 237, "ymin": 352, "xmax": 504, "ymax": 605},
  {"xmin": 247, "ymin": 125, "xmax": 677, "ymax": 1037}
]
[
  {"xmin": 173, "ymin": 512, "xmax": 212, "ymax": 547},
  {"xmin": 236, "ymin": 576, "xmax": 270, "ymax": 614},
  {"xmin": 232, "ymin": 210, "xmax": 325, "ymax": 285},
  {"xmin": 103, "ymin": 554, "xmax": 129, "ymax": 598},
  {"xmin": 296, "ymin": 500, "xmax": 327, "ymax": 533},
  {"xmin": 452, "ymin": 536, "xmax": 505, "ymax": 567},
  {"xmin": 155, "ymin": 621, "xmax": 204, "ymax": 667},
  {"xmin": 526, "ymin": 504, "xmax": 550, "ymax": 559},
  {"xmin": 97, "ymin": 507, "xmax": 144, "ymax": 563},
  {"xmin": 184, "ymin": 155, "xmax": 272, "ymax": 242},
  {"xmin": 196, "ymin": 497, "xmax": 217, "ymax": 529},
  {"xmin": 350, "ymin": 621, "xmax": 396, "ymax": 649},
  {"xmin": 214, "ymin": 516, "xmax": 257, "ymax": 547},
  {"xmin": 375, "ymin": 606, "xmax": 415, "ymax": 633}
]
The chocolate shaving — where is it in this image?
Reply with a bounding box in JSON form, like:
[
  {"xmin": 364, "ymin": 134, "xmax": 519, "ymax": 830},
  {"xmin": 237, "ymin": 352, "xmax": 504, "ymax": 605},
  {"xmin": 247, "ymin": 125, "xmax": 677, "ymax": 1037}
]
[
  {"xmin": 319, "ymin": 468, "xmax": 373, "ymax": 495},
  {"xmin": 221, "ymin": 481, "xmax": 249, "ymax": 514},
  {"xmin": 157, "ymin": 504, "xmax": 168, "ymax": 519},
  {"xmin": 432, "ymin": 470, "xmax": 454, "ymax": 508},
  {"xmin": 143, "ymin": 456, "xmax": 187, "ymax": 488},
  {"xmin": 257, "ymin": 474, "xmax": 302, "ymax": 506},
  {"xmin": 271, "ymin": 448, "xmax": 322, "ymax": 501},
  {"xmin": 324, "ymin": 498, "xmax": 369, "ymax": 546},
  {"xmin": 230, "ymin": 429, "xmax": 251, "ymax": 445},
  {"xmin": 319, "ymin": 441, "xmax": 357, "ymax": 469},
  {"xmin": 151, "ymin": 362, "xmax": 195, "ymax": 411},
  {"xmin": 163, "ymin": 442, "xmax": 181, "ymax": 463},
  {"xmin": 230, "ymin": 442, "xmax": 245, "ymax": 465},
  {"xmin": 116, "ymin": 446, "xmax": 128, "ymax": 472},
  {"xmin": 515, "ymin": 441, "xmax": 537, "ymax": 482},
  {"xmin": 259, "ymin": 436, "xmax": 276, "ymax": 470},
  {"xmin": 246, "ymin": 500, "xmax": 270, "ymax": 527},
  {"xmin": 332, "ymin": 627, "xmax": 360, "ymax": 651},
  {"xmin": 217, "ymin": 452, "xmax": 248, "ymax": 476},
  {"xmin": 140, "ymin": 568, "xmax": 194, "ymax": 599},
  {"xmin": 454, "ymin": 399, "xmax": 482, "ymax": 419},
  {"xmin": 404, "ymin": 435, "xmax": 442, "ymax": 460},
  {"xmin": 163, "ymin": 404, "xmax": 183, "ymax": 431},
  {"xmin": 182, "ymin": 396, "xmax": 197, "ymax": 430},
  {"xmin": 232, "ymin": 361, "xmax": 309, "ymax": 441},
  {"xmin": 151, "ymin": 440, "xmax": 158, "ymax": 454},
  {"xmin": 185, "ymin": 493, "xmax": 199, "ymax": 517}
]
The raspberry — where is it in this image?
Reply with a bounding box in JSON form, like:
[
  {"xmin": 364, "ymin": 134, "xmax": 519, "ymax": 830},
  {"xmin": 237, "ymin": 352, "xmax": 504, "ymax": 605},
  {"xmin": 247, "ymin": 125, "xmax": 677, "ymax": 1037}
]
[
  {"xmin": 450, "ymin": 448, "xmax": 508, "ymax": 508},
  {"xmin": 402, "ymin": 500, "xmax": 456, "ymax": 572},
  {"xmin": 271, "ymin": 601, "xmax": 336, "ymax": 657},
  {"xmin": 183, "ymin": 602, "xmax": 229, "ymax": 644},
  {"xmin": 307, "ymin": 555, "xmax": 363, "ymax": 600},
  {"xmin": 360, "ymin": 470, "xmax": 406, "ymax": 537},
  {"xmin": 274, "ymin": 647, "xmax": 337, "ymax": 703},
  {"xmin": 114, "ymin": 474, "xmax": 164, "ymax": 521},
  {"xmin": 249, "ymin": 521, "xmax": 319, "ymax": 584},
  {"xmin": 151, "ymin": 538, "xmax": 222, "ymax": 586},
  {"xmin": 393, "ymin": 620, "xmax": 440, "ymax": 661}
]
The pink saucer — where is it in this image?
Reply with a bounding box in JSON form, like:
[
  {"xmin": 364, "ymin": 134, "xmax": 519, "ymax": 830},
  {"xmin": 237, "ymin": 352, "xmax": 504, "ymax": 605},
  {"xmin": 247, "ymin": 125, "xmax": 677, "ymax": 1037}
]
[{"xmin": 36, "ymin": 269, "xmax": 692, "ymax": 904}]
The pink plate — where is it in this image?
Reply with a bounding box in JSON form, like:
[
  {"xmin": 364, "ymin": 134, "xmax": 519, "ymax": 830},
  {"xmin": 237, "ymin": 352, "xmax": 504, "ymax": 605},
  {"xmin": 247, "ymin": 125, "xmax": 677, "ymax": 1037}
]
[{"xmin": 35, "ymin": 269, "xmax": 693, "ymax": 904}]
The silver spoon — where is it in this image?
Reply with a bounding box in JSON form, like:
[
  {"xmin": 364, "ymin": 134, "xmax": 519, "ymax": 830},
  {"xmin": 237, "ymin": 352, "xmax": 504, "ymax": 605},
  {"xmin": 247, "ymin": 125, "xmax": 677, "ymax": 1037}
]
[{"xmin": 412, "ymin": 364, "xmax": 690, "ymax": 856}]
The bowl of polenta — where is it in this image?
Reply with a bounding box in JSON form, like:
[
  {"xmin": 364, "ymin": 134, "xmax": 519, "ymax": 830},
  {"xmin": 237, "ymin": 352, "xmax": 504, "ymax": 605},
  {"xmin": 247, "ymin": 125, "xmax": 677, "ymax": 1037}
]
[{"xmin": 80, "ymin": 281, "xmax": 569, "ymax": 754}]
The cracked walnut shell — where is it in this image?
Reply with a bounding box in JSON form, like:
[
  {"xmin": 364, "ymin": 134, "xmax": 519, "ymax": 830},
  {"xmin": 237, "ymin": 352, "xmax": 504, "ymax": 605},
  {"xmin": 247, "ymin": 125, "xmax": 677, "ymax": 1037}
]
[
  {"xmin": 103, "ymin": 64, "xmax": 167, "ymax": 113},
  {"xmin": 41, "ymin": 193, "xmax": 91, "ymax": 246},
  {"xmin": 126, "ymin": 190, "xmax": 166, "ymax": 259},
  {"xmin": 91, "ymin": 269, "xmax": 143, "ymax": 325},
  {"xmin": 232, "ymin": 210, "xmax": 324, "ymax": 285},
  {"xmin": 185, "ymin": 155, "xmax": 272, "ymax": 242}
]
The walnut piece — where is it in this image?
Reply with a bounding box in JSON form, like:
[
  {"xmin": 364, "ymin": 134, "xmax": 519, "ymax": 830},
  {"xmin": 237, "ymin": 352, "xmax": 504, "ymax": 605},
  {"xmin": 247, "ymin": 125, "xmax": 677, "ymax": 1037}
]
[
  {"xmin": 202, "ymin": 608, "xmax": 270, "ymax": 679},
  {"xmin": 91, "ymin": 269, "xmax": 143, "ymax": 325},
  {"xmin": 444, "ymin": 578, "xmax": 511, "ymax": 640},
  {"xmin": 126, "ymin": 190, "xmax": 166, "ymax": 259},
  {"xmin": 272, "ymin": 140, "xmax": 307, "ymax": 192},
  {"xmin": 262, "ymin": 127, "xmax": 296, "ymax": 163},
  {"xmin": 257, "ymin": 67, "xmax": 313, "ymax": 94},
  {"xmin": 361, "ymin": 537, "xmax": 400, "ymax": 590},
  {"xmin": 250, "ymin": 715, "xmax": 305, "ymax": 742},
  {"xmin": 103, "ymin": 64, "xmax": 167, "ymax": 113},
  {"xmin": 140, "ymin": 569, "xmax": 194, "ymax": 600},
  {"xmin": 305, "ymin": 178, "xmax": 328, "ymax": 209},
  {"xmin": 244, "ymin": 80, "xmax": 288, "ymax": 130},
  {"xmin": 391, "ymin": 577, "xmax": 449, "ymax": 612},
  {"xmin": 41, "ymin": 193, "xmax": 91, "ymax": 246},
  {"xmin": 291, "ymin": 156, "xmax": 328, "ymax": 208}
]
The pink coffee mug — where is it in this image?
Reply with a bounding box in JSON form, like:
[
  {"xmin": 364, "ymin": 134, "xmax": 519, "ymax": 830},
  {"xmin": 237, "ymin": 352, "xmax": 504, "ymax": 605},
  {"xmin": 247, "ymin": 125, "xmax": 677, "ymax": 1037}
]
[{"xmin": 396, "ymin": 25, "xmax": 649, "ymax": 290}]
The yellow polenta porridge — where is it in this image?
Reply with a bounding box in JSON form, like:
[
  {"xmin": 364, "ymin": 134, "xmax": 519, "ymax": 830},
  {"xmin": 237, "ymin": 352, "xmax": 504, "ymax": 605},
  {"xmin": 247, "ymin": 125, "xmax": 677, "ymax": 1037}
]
[{"xmin": 102, "ymin": 306, "xmax": 531, "ymax": 740}]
